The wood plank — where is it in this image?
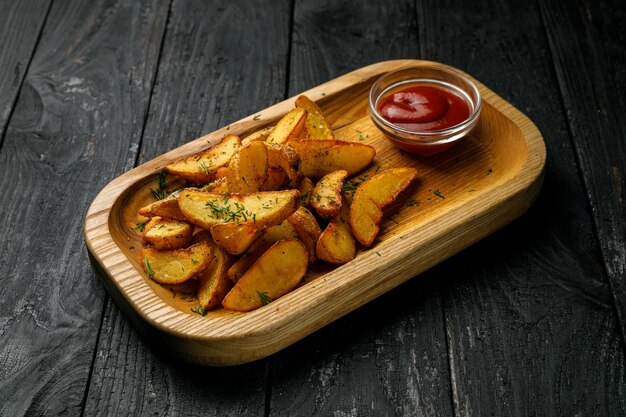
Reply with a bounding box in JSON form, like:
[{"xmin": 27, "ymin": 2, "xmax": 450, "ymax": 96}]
[
  {"xmin": 83, "ymin": 0, "xmax": 291, "ymax": 414},
  {"xmin": 539, "ymin": 0, "xmax": 626, "ymax": 341},
  {"xmin": 269, "ymin": 1, "xmax": 454, "ymax": 415},
  {"xmin": 0, "ymin": 0, "xmax": 51, "ymax": 147},
  {"xmin": 0, "ymin": 0, "xmax": 169, "ymax": 415},
  {"xmin": 417, "ymin": 0, "xmax": 626, "ymax": 415}
]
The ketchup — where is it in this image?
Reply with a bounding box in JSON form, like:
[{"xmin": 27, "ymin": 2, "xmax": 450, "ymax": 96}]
[{"xmin": 378, "ymin": 85, "xmax": 470, "ymax": 132}]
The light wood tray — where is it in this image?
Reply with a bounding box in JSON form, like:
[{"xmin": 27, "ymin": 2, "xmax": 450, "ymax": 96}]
[{"xmin": 85, "ymin": 60, "xmax": 546, "ymax": 366}]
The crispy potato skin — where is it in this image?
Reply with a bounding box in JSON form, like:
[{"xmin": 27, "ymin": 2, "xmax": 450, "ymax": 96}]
[
  {"xmin": 288, "ymin": 139, "xmax": 375, "ymax": 179},
  {"xmin": 227, "ymin": 141, "xmax": 269, "ymax": 193},
  {"xmin": 349, "ymin": 168, "xmax": 418, "ymax": 246},
  {"xmin": 138, "ymin": 189, "xmax": 186, "ymax": 220},
  {"xmin": 267, "ymin": 108, "xmax": 307, "ymax": 144},
  {"xmin": 227, "ymin": 222, "xmax": 299, "ymax": 282},
  {"xmin": 178, "ymin": 189, "xmax": 300, "ymax": 230},
  {"xmin": 316, "ymin": 198, "xmax": 355, "ymax": 264},
  {"xmin": 311, "ymin": 170, "xmax": 348, "ymax": 219},
  {"xmin": 222, "ymin": 239, "xmax": 308, "ymax": 312},
  {"xmin": 165, "ymin": 135, "xmax": 240, "ymax": 184},
  {"xmin": 210, "ymin": 222, "xmax": 262, "ymax": 255},
  {"xmin": 295, "ymin": 95, "xmax": 334, "ymax": 140},
  {"xmin": 142, "ymin": 217, "xmax": 193, "ymax": 250},
  {"xmin": 285, "ymin": 207, "xmax": 322, "ymax": 264},
  {"xmin": 192, "ymin": 231, "xmax": 233, "ymax": 310},
  {"xmin": 142, "ymin": 242, "xmax": 213, "ymax": 285},
  {"xmin": 241, "ymin": 125, "xmax": 274, "ymax": 146},
  {"xmin": 290, "ymin": 176, "xmax": 315, "ymax": 207}
]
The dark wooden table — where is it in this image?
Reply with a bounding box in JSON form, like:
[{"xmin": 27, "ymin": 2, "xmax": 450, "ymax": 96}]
[{"xmin": 1, "ymin": 0, "xmax": 625, "ymax": 415}]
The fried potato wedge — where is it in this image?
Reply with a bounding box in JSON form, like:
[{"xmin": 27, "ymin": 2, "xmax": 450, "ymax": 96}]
[
  {"xmin": 289, "ymin": 176, "xmax": 315, "ymax": 207},
  {"xmin": 285, "ymin": 206, "xmax": 321, "ymax": 264},
  {"xmin": 215, "ymin": 167, "xmax": 229, "ymax": 179},
  {"xmin": 178, "ymin": 189, "xmax": 300, "ymax": 230},
  {"xmin": 142, "ymin": 242, "xmax": 213, "ymax": 285},
  {"xmin": 210, "ymin": 222, "xmax": 262, "ymax": 255},
  {"xmin": 227, "ymin": 141, "xmax": 268, "ymax": 193},
  {"xmin": 142, "ymin": 217, "xmax": 193, "ymax": 250},
  {"xmin": 138, "ymin": 189, "xmax": 186, "ymax": 220},
  {"xmin": 164, "ymin": 135, "xmax": 240, "ymax": 184},
  {"xmin": 295, "ymin": 95, "xmax": 334, "ymax": 140},
  {"xmin": 241, "ymin": 125, "xmax": 274, "ymax": 146},
  {"xmin": 222, "ymin": 239, "xmax": 308, "ymax": 312},
  {"xmin": 260, "ymin": 167, "xmax": 289, "ymax": 191},
  {"xmin": 227, "ymin": 222, "xmax": 299, "ymax": 282},
  {"xmin": 266, "ymin": 143, "xmax": 300, "ymax": 181},
  {"xmin": 288, "ymin": 139, "xmax": 375, "ymax": 179},
  {"xmin": 193, "ymin": 231, "xmax": 233, "ymax": 310},
  {"xmin": 316, "ymin": 198, "xmax": 356, "ymax": 264},
  {"xmin": 349, "ymin": 168, "xmax": 418, "ymax": 246},
  {"xmin": 311, "ymin": 170, "xmax": 348, "ymax": 219},
  {"xmin": 267, "ymin": 108, "xmax": 307, "ymax": 144}
]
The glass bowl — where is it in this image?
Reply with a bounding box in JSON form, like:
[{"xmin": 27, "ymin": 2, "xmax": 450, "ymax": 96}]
[{"xmin": 368, "ymin": 64, "xmax": 482, "ymax": 155}]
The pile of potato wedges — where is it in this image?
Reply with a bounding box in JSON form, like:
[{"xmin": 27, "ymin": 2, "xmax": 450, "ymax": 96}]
[{"xmin": 136, "ymin": 95, "xmax": 417, "ymax": 312}]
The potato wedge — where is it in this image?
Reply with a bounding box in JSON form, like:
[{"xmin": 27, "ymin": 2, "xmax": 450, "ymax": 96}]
[
  {"xmin": 227, "ymin": 222, "xmax": 299, "ymax": 282},
  {"xmin": 288, "ymin": 139, "xmax": 375, "ymax": 179},
  {"xmin": 222, "ymin": 239, "xmax": 308, "ymax": 312},
  {"xmin": 295, "ymin": 95, "xmax": 334, "ymax": 140},
  {"xmin": 241, "ymin": 125, "xmax": 274, "ymax": 146},
  {"xmin": 142, "ymin": 242, "xmax": 213, "ymax": 285},
  {"xmin": 316, "ymin": 198, "xmax": 355, "ymax": 264},
  {"xmin": 178, "ymin": 189, "xmax": 300, "ymax": 230},
  {"xmin": 138, "ymin": 189, "xmax": 186, "ymax": 220},
  {"xmin": 267, "ymin": 108, "xmax": 307, "ymax": 144},
  {"xmin": 227, "ymin": 141, "xmax": 268, "ymax": 193},
  {"xmin": 311, "ymin": 170, "xmax": 348, "ymax": 219},
  {"xmin": 192, "ymin": 231, "xmax": 233, "ymax": 310},
  {"xmin": 142, "ymin": 217, "xmax": 193, "ymax": 250},
  {"xmin": 215, "ymin": 167, "xmax": 229, "ymax": 179},
  {"xmin": 349, "ymin": 168, "xmax": 418, "ymax": 246},
  {"xmin": 265, "ymin": 143, "xmax": 300, "ymax": 181},
  {"xmin": 290, "ymin": 176, "xmax": 315, "ymax": 207},
  {"xmin": 165, "ymin": 135, "xmax": 241, "ymax": 184},
  {"xmin": 285, "ymin": 206, "xmax": 321, "ymax": 264},
  {"xmin": 260, "ymin": 167, "xmax": 288, "ymax": 191},
  {"xmin": 210, "ymin": 222, "xmax": 262, "ymax": 255},
  {"xmin": 203, "ymin": 177, "xmax": 229, "ymax": 194}
]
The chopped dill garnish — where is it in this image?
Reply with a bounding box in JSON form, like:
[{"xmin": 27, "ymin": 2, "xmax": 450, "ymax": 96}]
[
  {"xmin": 257, "ymin": 291, "xmax": 272, "ymax": 305},
  {"xmin": 191, "ymin": 306, "xmax": 208, "ymax": 316},
  {"xmin": 356, "ymin": 130, "xmax": 365, "ymax": 141},
  {"xmin": 406, "ymin": 199, "xmax": 418, "ymax": 207},
  {"xmin": 253, "ymin": 114, "xmax": 261, "ymax": 120},
  {"xmin": 150, "ymin": 170, "xmax": 168, "ymax": 200},
  {"xmin": 131, "ymin": 222, "xmax": 147, "ymax": 233},
  {"xmin": 434, "ymin": 189, "xmax": 445, "ymax": 199},
  {"xmin": 375, "ymin": 252, "xmax": 382, "ymax": 257},
  {"xmin": 342, "ymin": 176, "xmax": 368, "ymax": 196},
  {"xmin": 198, "ymin": 160, "xmax": 210, "ymax": 175},
  {"xmin": 143, "ymin": 258, "xmax": 154, "ymax": 278}
]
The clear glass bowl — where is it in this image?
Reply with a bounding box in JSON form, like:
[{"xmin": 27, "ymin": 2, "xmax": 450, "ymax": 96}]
[{"xmin": 368, "ymin": 64, "xmax": 482, "ymax": 155}]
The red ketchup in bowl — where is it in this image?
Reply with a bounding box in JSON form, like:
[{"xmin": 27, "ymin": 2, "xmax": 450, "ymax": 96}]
[{"xmin": 377, "ymin": 84, "xmax": 471, "ymax": 154}]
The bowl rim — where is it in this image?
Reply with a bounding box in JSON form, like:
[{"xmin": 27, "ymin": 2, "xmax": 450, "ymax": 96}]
[{"xmin": 368, "ymin": 65, "xmax": 482, "ymax": 142}]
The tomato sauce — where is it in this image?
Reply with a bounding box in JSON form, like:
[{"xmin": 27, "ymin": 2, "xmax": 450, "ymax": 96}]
[{"xmin": 377, "ymin": 85, "xmax": 470, "ymax": 132}]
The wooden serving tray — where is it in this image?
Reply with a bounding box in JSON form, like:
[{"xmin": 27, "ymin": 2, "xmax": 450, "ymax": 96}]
[{"xmin": 84, "ymin": 60, "xmax": 546, "ymax": 366}]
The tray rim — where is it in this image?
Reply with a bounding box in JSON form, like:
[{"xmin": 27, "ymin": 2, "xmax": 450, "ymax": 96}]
[{"xmin": 84, "ymin": 59, "xmax": 546, "ymax": 365}]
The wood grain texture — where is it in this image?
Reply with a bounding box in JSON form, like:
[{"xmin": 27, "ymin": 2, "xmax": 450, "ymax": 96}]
[
  {"xmin": 271, "ymin": 1, "xmax": 454, "ymax": 416},
  {"xmin": 83, "ymin": 0, "xmax": 291, "ymax": 415},
  {"xmin": 417, "ymin": 0, "xmax": 626, "ymax": 415},
  {"xmin": 0, "ymin": 0, "xmax": 169, "ymax": 415},
  {"xmin": 0, "ymin": 0, "xmax": 51, "ymax": 147},
  {"xmin": 85, "ymin": 60, "xmax": 545, "ymax": 367},
  {"xmin": 539, "ymin": 0, "xmax": 626, "ymax": 341}
]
